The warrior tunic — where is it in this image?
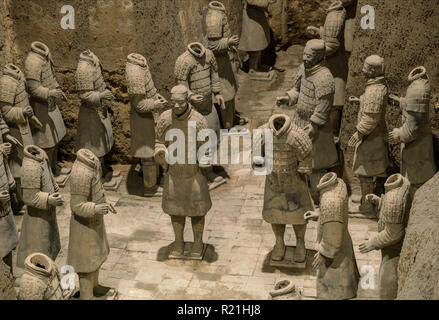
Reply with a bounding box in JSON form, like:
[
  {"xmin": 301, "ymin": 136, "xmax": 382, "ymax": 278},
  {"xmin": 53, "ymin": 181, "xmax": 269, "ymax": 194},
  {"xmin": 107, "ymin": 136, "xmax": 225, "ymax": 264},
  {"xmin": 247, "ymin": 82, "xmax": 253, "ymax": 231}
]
[{"xmin": 238, "ymin": 0, "xmax": 272, "ymax": 52}]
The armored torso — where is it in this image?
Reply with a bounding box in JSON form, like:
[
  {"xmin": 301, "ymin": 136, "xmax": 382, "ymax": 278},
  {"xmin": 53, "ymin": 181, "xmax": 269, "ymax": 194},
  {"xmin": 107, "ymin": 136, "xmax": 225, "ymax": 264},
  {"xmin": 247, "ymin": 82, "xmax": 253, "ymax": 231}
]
[
  {"xmin": 25, "ymin": 42, "xmax": 59, "ymax": 92},
  {"xmin": 126, "ymin": 54, "xmax": 157, "ymax": 100},
  {"xmin": 0, "ymin": 64, "xmax": 30, "ymax": 112}
]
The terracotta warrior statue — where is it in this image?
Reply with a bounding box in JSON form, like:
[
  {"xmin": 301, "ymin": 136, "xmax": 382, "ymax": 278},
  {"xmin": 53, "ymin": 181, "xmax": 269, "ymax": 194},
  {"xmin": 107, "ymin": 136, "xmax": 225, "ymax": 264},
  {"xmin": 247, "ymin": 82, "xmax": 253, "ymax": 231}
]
[
  {"xmin": 388, "ymin": 67, "xmax": 436, "ymax": 198},
  {"xmin": 205, "ymin": 1, "xmax": 240, "ymax": 129},
  {"xmin": 359, "ymin": 173, "xmax": 411, "ymax": 300},
  {"xmin": 0, "ymin": 114, "xmax": 18, "ymax": 274},
  {"xmin": 75, "ymin": 50, "xmax": 118, "ymax": 189},
  {"xmin": 175, "ymin": 42, "xmax": 226, "ymax": 187},
  {"xmin": 348, "ymin": 55, "xmax": 389, "ymax": 216},
  {"xmin": 154, "ymin": 85, "xmax": 212, "ymax": 258},
  {"xmin": 125, "ymin": 53, "xmax": 167, "ymax": 197},
  {"xmin": 239, "ymin": 0, "xmax": 276, "ymax": 80},
  {"xmin": 67, "ymin": 148, "xmax": 116, "ymax": 300},
  {"xmin": 305, "ymin": 172, "xmax": 360, "ymax": 300},
  {"xmin": 16, "ymin": 145, "xmax": 63, "ymax": 268},
  {"xmin": 276, "ymin": 39, "xmax": 338, "ymax": 204},
  {"xmin": 0, "ymin": 63, "xmax": 41, "ymax": 215},
  {"xmin": 306, "ymin": 0, "xmax": 357, "ymax": 137},
  {"xmin": 24, "ymin": 41, "xmax": 70, "ymax": 183},
  {"xmin": 256, "ymin": 114, "xmax": 314, "ymax": 263}
]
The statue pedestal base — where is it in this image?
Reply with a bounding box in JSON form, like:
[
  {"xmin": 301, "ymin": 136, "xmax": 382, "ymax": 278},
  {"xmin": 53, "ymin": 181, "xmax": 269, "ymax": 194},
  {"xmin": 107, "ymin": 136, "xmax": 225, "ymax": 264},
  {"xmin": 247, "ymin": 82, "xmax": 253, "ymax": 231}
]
[
  {"xmin": 103, "ymin": 172, "xmax": 123, "ymax": 192},
  {"xmin": 348, "ymin": 196, "xmax": 361, "ymax": 214},
  {"xmin": 167, "ymin": 242, "xmax": 207, "ymax": 261},
  {"xmin": 208, "ymin": 177, "xmax": 226, "ymax": 191},
  {"xmin": 248, "ymin": 70, "xmax": 275, "ymax": 82},
  {"xmin": 269, "ymin": 246, "xmax": 307, "ymax": 269},
  {"xmin": 55, "ymin": 173, "xmax": 70, "ymax": 187}
]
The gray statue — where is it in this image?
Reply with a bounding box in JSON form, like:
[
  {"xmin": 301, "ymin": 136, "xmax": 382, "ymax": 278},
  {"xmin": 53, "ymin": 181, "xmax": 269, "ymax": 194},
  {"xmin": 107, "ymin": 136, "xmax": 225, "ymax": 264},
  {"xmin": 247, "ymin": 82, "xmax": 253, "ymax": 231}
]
[
  {"xmin": 388, "ymin": 66, "xmax": 436, "ymax": 198},
  {"xmin": 154, "ymin": 85, "xmax": 212, "ymax": 258},
  {"xmin": 359, "ymin": 174, "xmax": 411, "ymax": 300},
  {"xmin": 67, "ymin": 148, "xmax": 116, "ymax": 300},
  {"xmin": 125, "ymin": 53, "xmax": 167, "ymax": 197},
  {"xmin": 348, "ymin": 55, "xmax": 389, "ymax": 216},
  {"xmin": 277, "ymin": 39, "xmax": 338, "ymax": 204},
  {"xmin": 205, "ymin": 1, "xmax": 240, "ymax": 129},
  {"xmin": 257, "ymin": 114, "xmax": 314, "ymax": 263},
  {"xmin": 239, "ymin": 0, "xmax": 276, "ymax": 80},
  {"xmin": 305, "ymin": 172, "xmax": 360, "ymax": 300},
  {"xmin": 16, "ymin": 145, "xmax": 63, "ymax": 268},
  {"xmin": 75, "ymin": 50, "xmax": 119, "ymax": 189},
  {"xmin": 24, "ymin": 41, "xmax": 70, "ymax": 184}
]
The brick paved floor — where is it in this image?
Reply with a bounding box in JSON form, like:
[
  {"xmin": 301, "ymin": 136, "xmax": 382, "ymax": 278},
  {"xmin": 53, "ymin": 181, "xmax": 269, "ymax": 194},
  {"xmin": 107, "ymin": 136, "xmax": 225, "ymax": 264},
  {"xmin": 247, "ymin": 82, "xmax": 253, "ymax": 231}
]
[{"xmin": 12, "ymin": 45, "xmax": 381, "ymax": 300}]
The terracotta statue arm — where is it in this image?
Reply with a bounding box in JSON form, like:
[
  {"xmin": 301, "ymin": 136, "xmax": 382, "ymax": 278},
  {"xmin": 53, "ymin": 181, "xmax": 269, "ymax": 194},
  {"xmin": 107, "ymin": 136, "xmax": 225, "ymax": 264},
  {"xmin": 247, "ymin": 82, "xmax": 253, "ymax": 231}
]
[
  {"xmin": 70, "ymin": 194, "xmax": 96, "ymax": 219},
  {"xmin": 208, "ymin": 38, "xmax": 230, "ymax": 53},
  {"xmin": 397, "ymin": 111, "xmax": 423, "ymax": 144},
  {"xmin": 0, "ymin": 101, "xmax": 27, "ymax": 125},
  {"xmin": 324, "ymin": 37, "xmax": 341, "ymax": 57},
  {"xmin": 310, "ymin": 94, "xmax": 332, "ymax": 127},
  {"xmin": 0, "ymin": 115, "xmax": 10, "ymax": 137},
  {"xmin": 369, "ymin": 223, "xmax": 405, "ymax": 250},
  {"xmin": 26, "ymin": 79, "xmax": 50, "ymax": 102},
  {"xmin": 79, "ymin": 91, "xmax": 102, "ymax": 107},
  {"xmin": 356, "ymin": 112, "xmax": 381, "ymax": 137},
  {"xmin": 285, "ymin": 88, "xmax": 299, "ymax": 106},
  {"xmin": 130, "ymin": 94, "xmax": 155, "ymax": 114},
  {"xmin": 22, "ymin": 187, "xmax": 49, "ymax": 211},
  {"xmin": 318, "ymin": 221, "xmax": 344, "ymax": 259}
]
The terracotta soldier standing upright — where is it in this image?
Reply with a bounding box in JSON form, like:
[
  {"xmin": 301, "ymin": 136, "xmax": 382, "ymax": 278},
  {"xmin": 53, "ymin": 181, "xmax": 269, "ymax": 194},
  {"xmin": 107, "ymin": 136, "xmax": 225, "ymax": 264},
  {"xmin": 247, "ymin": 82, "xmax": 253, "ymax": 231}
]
[
  {"xmin": 24, "ymin": 41, "xmax": 70, "ymax": 184},
  {"xmin": 75, "ymin": 50, "xmax": 118, "ymax": 189},
  {"xmin": 307, "ymin": 0, "xmax": 356, "ymax": 137},
  {"xmin": 348, "ymin": 55, "xmax": 389, "ymax": 216},
  {"xmin": 17, "ymin": 145, "xmax": 64, "ymax": 268},
  {"xmin": 257, "ymin": 114, "xmax": 314, "ymax": 263},
  {"xmin": 155, "ymin": 85, "xmax": 212, "ymax": 258},
  {"xmin": 125, "ymin": 53, "xmax": 167, "ymax": 197},
  {"xmin": 0, "ymin": 114, "xmax": 18, "ymax": 273},
  {"xmin": 305, "ymin": 172, "xmax": 360, "ymax": 300},
  {"xmin": 205, "ymin": 1, "xmax": 240, "ymax": 129},
  {"xmin": 67, "ymin": 148, "xmax": 116, "ymax": 300},
  {"xmin": 359, "ymin": 174, "xmax": 411, "ymax": 300},
  {"xmin": 0, "ymin": 63, "xmax": 41, "ymax": 214},
  {"xmin": 239, "ymin": 0, "xmax": 276, "ymax": 80},
  {"xmin": 388, "ymin": 66, "xmax": 436, "ymax": 198},
  {"xmin": 276, "ymin": 39, "xmax": 338, "ymax": 204}
]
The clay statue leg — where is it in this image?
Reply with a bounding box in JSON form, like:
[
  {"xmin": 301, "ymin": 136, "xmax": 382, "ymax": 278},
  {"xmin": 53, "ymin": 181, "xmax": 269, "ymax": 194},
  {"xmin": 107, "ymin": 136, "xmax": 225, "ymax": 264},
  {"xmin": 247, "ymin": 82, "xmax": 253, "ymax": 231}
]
[
  {"xmin": 310, "ymin": 169, "xmax": 327, "ymax": 206},
  {"xmin": 249, "ymin": 51, "xmax": 262, "ymax": 73},
  {"xmin": 221, "ymin": 100, "xmax": 235, "ymax": 130},
  {"xmin": 141, "ymin": 158, "xmax": 161, "ymax": 197},
  {"xmin": 359, "ymin": 176, "xmax": 375, "ymax": 216},
  {"xmin": 190, "ymin": 216, "xmax": 205, "ymax": 257},
  {"xmin": 92, "ymin": 269, "xmax": 116, "ymax": 298},
  {"xmin": 271, "ymin": 224, "xmax": 286, "ymax": 261},
  {"xmin": 330, "ymin": 106, "xmax": 343, "ymax": 138},
  {"xmin": 293, "ymin": 224, "xmax": 307, "ymax": 263},
  {"xmin": 11, "ymin": 180, "xmax": 25, "ymax": 216},
  {"xmin": 2, "ymin": 251, "xmax": 13, "ymax": 275},
  {"xmin": 78, "ymin": 272, "xmax": 94, "ymax": 300},
  {"xmin": 170, "ymin": 215, "xmax": 185, "ymax": 256}
]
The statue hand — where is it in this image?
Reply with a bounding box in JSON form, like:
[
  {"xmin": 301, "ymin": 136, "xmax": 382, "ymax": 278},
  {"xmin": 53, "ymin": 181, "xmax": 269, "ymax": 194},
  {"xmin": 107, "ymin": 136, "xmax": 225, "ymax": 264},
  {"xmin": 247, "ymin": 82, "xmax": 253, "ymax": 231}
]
[
  {"xmin": 359, "ymin": 241, "xmax": 374, "ymax": 254},
  {"xmin": 216, "ymin": 94, "xmax": 226, "ymax": 110},
  {"xmin": 304, "ymin": 123, "xmax": 317, "ymax": 141},
  {"xmin": 0, "ymin": 143, "xmax": 11, "ymax": 157},
  {"xmin": 304, "ymin": 210, "xmax": 319, "ymax": 222},
  {"xmin": 100, "ymin": 89, "xmax": 115, "ymax": 102},
  {"xmin": 276, "ymin": 96, "xmax": 290, "ymax": 107},
  {"xmin": 48, "ymin": 193, "xmax": 64, "ymax": 207},
  {"xmin": 23, "ymin": 106, "xmax": 34, "ymax": 118},
  {"xmin": 348, "ymin": 131, "xmax": 363, "ymax": 148},
  {"xmin": 306, "ymin": 26, "xmax": 319, "ymax": 38},
  {"xmin": 348, "ymin": 96, "xmax": 361, "ymax": 104},
  {"xmin": 153, "ymin": 95, "xmax": 168, "ymax": 110},
  {"xmin": 190, "ymin": 94, "xmax": 204, "ymax": 105},
  {"xmin": 228, "ymin": 35, "xmax": 240, "ymax": 47},
  {"xmin": 366, "ymin": 194, "xmax": 380, "ymax": 206},
  {"xmin": 95, "ymin": 203, "xmax": 110, "ymax": 215},
  {"xmin": 49, "ymin": 88, "xmax": 66, "ymax": 100},
  {"xmin": 388, "ymin": 128, "xmax": 400, "ymax": 144}
]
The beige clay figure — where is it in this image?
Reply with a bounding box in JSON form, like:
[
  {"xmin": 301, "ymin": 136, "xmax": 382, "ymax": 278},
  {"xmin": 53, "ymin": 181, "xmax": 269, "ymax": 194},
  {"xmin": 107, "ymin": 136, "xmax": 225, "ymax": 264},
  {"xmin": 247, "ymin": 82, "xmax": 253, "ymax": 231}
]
[
  {"xmin": 205, "ymin": 1, "xmax": 241, "ymax": 129},
  {"xmin": 24, "ymin": 41, "xmax": 70, "ymax": 186},
  {"xmin": 0, "ymin": 63, "xmax": 42, "ymax": 215},
  {"xmin": 67, "ymin": 148, "xmax": 117, "ymax": 300},
  {"xmin": 239, "ymin": 0, "xmax": 277, "ymax": 81},
  {"xmin": 0, "ymin": 114, "xmax": 18, "ymax": 274},
  {"xmin": 174, "ymin": 42, "xmax": 226, "ymax": 189},
  {"xmin": 125, "ymin": 53, "xmax": 167, "ymax": 197},
  {"xmin": 276, "ymin": 39, "xmax": 338, "ymax": 205},
  {"xmin": 388, "ymin": 67, "xmax": 436, "ymax": 198},
  {"xmin": 16, "ymin": 145, "xmax": 63, "ymax": 268},
  {"xmin": 256, "ymin": 114, "xmax": 314, "ymax": 265},
  {"xmin": 75, "ymin": 50, "xmax": 121, "ymax": 190},
  {"xmin": 348, "ymin": 55, "xmax": 389, "ymax": 217},
  {"xmin": 359, "ymin": 174, "xmax": 411, "ymax": 300},
  {"xmin": 154, "ymin": 85, "xmax": 212, "ymax": 259},
  {"xmin": 305, "ymin": 172, "xmax": 360, "ymax": 300}
]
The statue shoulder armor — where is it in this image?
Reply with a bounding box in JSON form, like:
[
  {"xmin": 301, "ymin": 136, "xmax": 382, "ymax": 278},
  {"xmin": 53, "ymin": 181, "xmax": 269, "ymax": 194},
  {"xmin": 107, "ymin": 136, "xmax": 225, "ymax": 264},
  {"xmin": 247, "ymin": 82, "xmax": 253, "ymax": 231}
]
[
  {"xmin": 75, "ymin": 60, "xmax": 95, "ymax": 92},
  {"xmin": 24, "ymin": 52, "xmax": 44, "ymax": 82},
  {"xmin": 206, "ymin": 8, "xmax": 225, "ymax": 38},
  {"xmin": 156, "ymin": 110, "xmax": 173, "ymax": 138},
  {"xmin": 363, "ymin": 83, "xmax": 387, "ymax": 113},
  {"xmin": 314, "ymin": 67, "xmax": 335, "ymax": 99},
  {"xmin": 21, "ymin": 157, "xmax": 41, "ymax": 189},
  {"xmin": 319, "ymin": 180, "xmax": 348, "ymax": 225},
  {"xmin": 286, "ymin": 124, "xmax": 313, "ymax": 159},
  {"xmin": 380, "ymin": 176, "xmax": 410, "ymax": 224},
  {"xmin": 191, "ymin": 109, "xmax": 209, "ymax": 131},
  {"xmin": 70, "ymin": 161, "xmax": 94, "ymax": 197},
  {"xmin": 125, "ymin": 62, "xmax": 147, "ymax": 96},
  {"xmin": 0, "ymin": 75, "xmax": 18, "ymax": 104},
  {"xmin": 405, "ymin": 78, "xmax": 431, "ymax": 113},
  {"xmin": 174, "ymin": 51, "xmax": 195, "ymax": 81},
  {"xmin": 324, "ymin": 8, "xmax": 346, "ymax": 39}
]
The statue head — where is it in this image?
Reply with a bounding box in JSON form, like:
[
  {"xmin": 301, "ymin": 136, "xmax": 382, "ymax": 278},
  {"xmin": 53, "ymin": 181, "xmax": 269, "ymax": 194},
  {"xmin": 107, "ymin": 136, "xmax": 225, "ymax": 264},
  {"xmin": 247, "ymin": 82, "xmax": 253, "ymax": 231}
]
[
  {"xmin": 171, "ymin": 84, "xmax": 189, "ymax": 116},
  {"xmin": 362, "ymin": 55, "xmax": 385, "ymax": 78},
  {"xmin": 303, "ymin": 39, "xmax": 325, "ymax": 69}
]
